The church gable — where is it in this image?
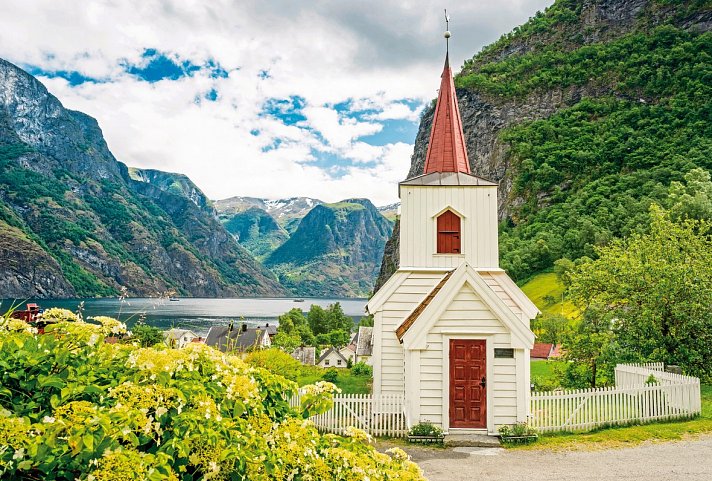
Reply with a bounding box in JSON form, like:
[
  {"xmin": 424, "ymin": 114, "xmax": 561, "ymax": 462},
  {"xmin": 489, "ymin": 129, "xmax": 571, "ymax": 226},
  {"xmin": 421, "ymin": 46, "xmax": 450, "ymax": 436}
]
[
  {"xmin": 399, "ymin": 264, "xmax": 535, "ymax": 350},
  {"xmin": 429, "ymin": 282, "xmax": 510, "ymax": 339}
]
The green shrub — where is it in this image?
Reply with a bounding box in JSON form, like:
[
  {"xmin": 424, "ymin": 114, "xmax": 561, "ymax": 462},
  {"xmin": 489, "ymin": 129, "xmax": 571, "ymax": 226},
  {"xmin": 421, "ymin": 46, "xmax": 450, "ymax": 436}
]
[
  {"xmin": 130, "ymin": 322, "xmax": 165, "ymax": 347},
  {"xmin": 244, "ymin": 348, "xmax": 303, "ymax": 382},
  {"xmin": 351, "ymin": 362, "xmax": 373, "ymax": 377},
  {"xmin": 498, "ymin": 422, "xmax": 538, "ymax": 444},
  {"xmin": 322, "ymin": 368, "xmax": 338, "ymax": 383},
  {"xmin": 0, "ymin": 321, "xmax": 425, "ymax": 480},
  {"xmin": 408, "ymin": 422, "xmax": 443, "ymax": 437}
]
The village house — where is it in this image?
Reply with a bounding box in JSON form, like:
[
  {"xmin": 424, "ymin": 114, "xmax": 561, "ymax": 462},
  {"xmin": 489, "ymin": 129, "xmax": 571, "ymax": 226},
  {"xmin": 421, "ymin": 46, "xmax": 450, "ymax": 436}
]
[
  {"xmin": 367, "ymin": 46, "xmax": 538, "ymax": 436},
  {"xmin": 317, "ymin": 346, "xmax": 349, "ymax": 369},
  {"xmin": 163, "ymin": 328, "xmax": 200, "ymax": 348},
  {"xmin": 205, "ymin": 323, "xmax": 271, "ymax": 353},
  {"xmin": 291, "ymin": 346, "xmax": 316, "ymax": 366}
]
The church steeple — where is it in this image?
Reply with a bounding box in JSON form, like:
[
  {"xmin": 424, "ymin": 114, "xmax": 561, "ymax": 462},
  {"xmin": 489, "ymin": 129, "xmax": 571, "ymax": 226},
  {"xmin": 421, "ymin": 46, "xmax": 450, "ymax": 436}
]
[{"xmin": 422, "ymin": 15, "xmax": 470, "ymax": 175}]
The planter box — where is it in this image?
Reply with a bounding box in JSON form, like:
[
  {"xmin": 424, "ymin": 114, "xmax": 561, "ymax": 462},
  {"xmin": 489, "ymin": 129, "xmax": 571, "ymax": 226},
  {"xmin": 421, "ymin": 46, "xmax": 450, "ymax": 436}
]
[
  {"xmin": 499, "ymin": 434, "xmax": 538, "ymax": 444},
  {"xmin": 407, "ymin": 435, "xmax": 444, "ymax": 444}
]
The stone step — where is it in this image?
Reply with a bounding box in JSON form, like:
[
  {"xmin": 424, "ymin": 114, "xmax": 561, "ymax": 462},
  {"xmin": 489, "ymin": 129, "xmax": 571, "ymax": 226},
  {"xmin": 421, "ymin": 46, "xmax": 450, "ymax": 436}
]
[{"xmin": 444, "ymin": 434, "xmax": 501, "ymax": 448}]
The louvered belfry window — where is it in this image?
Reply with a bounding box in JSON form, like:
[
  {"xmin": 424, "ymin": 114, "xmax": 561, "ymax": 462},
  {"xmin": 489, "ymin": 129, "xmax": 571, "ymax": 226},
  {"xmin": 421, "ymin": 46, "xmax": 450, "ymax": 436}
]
[{"xmin": 437, "ymin": 210, "xmax": 461, "ymax": 254}]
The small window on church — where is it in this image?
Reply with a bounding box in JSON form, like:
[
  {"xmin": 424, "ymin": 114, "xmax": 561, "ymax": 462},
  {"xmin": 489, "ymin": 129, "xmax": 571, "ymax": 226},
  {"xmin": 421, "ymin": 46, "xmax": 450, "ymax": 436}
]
[{"xmin": 437, "ymin": 210, "xmax": 461, "ymax": 254}]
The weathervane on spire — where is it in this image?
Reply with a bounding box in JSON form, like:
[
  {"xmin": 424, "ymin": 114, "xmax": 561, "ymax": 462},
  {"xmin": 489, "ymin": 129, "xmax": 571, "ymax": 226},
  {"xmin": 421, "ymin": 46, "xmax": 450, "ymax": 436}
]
[{"xmin": 444, "ymin": 9, "xmax": 451, "ymax": 55}]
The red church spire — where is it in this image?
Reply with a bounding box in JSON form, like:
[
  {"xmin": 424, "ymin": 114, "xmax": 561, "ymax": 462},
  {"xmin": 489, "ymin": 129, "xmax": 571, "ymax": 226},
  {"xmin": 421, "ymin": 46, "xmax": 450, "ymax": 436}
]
[{"xmin": 423, "ymin": 16, "xmax": 470, "ymax": 175}]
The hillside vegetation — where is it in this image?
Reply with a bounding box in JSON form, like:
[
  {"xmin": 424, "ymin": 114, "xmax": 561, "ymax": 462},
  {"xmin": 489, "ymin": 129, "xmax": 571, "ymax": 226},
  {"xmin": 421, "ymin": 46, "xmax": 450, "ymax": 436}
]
[{"xmin": 456, "ymin": 0, "xmax": 711, "ymax": 281}]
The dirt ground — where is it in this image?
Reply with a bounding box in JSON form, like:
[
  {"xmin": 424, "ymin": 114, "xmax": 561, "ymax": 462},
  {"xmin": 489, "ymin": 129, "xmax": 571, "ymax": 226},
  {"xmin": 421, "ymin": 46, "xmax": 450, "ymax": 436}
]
[{"xmin": 381, "ymin": 435, "xmax": 712, "ymax": 481}]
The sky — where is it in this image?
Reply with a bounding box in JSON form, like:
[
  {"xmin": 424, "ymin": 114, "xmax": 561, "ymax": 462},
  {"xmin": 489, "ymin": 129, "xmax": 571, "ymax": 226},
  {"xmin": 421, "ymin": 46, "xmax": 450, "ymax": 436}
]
[{"xmin": 0, "ymin": 0, "xmax": 551, "ymax": 205}]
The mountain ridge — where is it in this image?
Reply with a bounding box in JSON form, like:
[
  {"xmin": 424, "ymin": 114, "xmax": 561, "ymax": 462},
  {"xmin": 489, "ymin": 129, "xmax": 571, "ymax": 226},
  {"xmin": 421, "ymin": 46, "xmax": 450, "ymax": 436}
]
[{"xmin": 0, "ymin": 58, "xmax": 285, "ymax": 298}]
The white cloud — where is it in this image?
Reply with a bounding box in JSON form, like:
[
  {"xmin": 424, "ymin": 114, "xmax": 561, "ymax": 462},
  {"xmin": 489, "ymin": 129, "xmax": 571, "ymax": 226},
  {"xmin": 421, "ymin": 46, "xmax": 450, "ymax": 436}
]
[{"xmin": 0, "ymin": 0, "xmax": 552, "ymax": 205}]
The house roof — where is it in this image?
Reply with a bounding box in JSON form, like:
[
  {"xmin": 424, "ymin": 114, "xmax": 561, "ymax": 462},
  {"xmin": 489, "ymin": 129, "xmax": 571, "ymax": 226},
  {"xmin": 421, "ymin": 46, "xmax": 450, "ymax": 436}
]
[
  {"xmin": 395, "ymin": 270, "xmax": 454, "ymax": 340},
  {"xmin": 317, "ymin": 347, "xmax": 349, "ymax": 365},
  {"xmin": 423, "ymin": 54, "xmax": 470, "ymax": 174},
  {"xmin": 396, "ymin": 263, "xmax": 536, "ymax": 349},
  {"xmin": 205, "ymin": 325, "xmax": 267, "ymax": 352},
  {"xmin": 531, "ymin": 343, "xmax": 554, "ymax": 359},
  {"xmin": 355, "ymin": 326, "xmax": 373, "ymax": 356},
  {"xmin": 291, "ymin": 346, "xmax": 316, "ymax": 365},
  {"xmin": 163, "ymin": 329, "xmax": 197, "ymax": 341},
  {"xmin": 261, "ymin": 323, "xmax": 277, "ymax": 336}
]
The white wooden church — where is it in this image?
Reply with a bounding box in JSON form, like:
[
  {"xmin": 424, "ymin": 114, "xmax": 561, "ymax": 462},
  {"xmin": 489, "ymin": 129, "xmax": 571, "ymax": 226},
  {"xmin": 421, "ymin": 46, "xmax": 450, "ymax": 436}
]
[{"xmin": 367, "ymin": 43, "xmax": 538, "ymax": 435}]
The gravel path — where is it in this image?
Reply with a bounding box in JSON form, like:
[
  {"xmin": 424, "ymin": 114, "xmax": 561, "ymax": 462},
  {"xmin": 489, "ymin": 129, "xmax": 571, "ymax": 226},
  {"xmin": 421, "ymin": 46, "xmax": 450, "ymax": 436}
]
[{"xmin": 389, "ymin": 436, "xmax": 712, "ymax": 481}]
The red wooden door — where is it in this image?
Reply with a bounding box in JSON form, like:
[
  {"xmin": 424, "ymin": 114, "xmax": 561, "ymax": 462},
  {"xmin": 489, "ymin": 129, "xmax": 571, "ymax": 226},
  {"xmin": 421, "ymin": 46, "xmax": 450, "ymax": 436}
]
[
  {"xmin": 437, "ymin": 210, "xmax": 461, "ymax": 253},
  {"xmin": 449, "ymin": 339, "xmax": 487, "ymax": 428}
]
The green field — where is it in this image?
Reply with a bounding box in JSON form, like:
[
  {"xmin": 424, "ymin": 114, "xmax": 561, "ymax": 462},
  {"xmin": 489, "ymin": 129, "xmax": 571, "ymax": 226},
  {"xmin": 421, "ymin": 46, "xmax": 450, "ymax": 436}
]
[
  {"xmin": 298, "ymin": 366, "xmax": 372, "ymax": 394},
  {"xmin": 520, "ymin": 271, "xmax": 578, "ymax": 318}
]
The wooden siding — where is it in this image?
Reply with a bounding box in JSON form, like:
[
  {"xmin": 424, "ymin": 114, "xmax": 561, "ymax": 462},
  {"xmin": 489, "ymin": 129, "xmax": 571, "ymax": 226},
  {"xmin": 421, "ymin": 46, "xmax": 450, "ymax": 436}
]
[
  {"xmin": 373, "ymin": 271, "xmax": 445, "ymax": 398},
  {"xmin": 417, "ymin": 284, "xmax": 519, "ymax": 428},
  {"xmin": 400, "ymin": 185, "xmax": 498, "ymax": 269}
]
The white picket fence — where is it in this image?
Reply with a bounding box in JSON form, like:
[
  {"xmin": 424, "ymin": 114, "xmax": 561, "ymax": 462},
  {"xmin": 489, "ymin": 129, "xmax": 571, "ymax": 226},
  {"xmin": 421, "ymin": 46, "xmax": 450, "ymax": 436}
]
[
  {"xmin": 530, "ymin": 363, "xmax": 701, "ymax": 433},
  {"xmin": 290, "ymin": 391, "xmax": 407, "ymax": 437}
]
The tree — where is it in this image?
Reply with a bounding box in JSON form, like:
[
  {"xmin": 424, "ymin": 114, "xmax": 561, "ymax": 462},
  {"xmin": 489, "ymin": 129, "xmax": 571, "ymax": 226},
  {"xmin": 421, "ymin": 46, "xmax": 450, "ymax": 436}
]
[
  {"xmin": 271, "ymin": 331, "xmax": 302, "ymax": 352},
  {"xmin": 560, "ymin": 307, "xmax": 618, "ymax": 388},
  {"xmin": 569, "ymin": 205, "xmax": 712, "ymax": 379},
  {"xmin": 276, "ymin": 308, "xmax": 314, "ymax": 346},
  {"xmin": 130, "ymin": 322, "xmax": 164, "ymax": 347},
  {"xmin": 531, "ymin": 313, "xmax": 569, "ymax": 344},
  {"xmin": 329, "ymin": 329, "xmax": 351, "ymax": 348},
  {"xmin": 325, "ymin": 303, "xmax": 354, "ymax": 334},
  {"xmin": 358, "ymin": 315, "xmax": 374, "ymax": 327},
  {"xmin": 307, "ymin": 305, "xmax": 328, "ymax": 335},
  {"xmin": 668, "ymin": 168, "xmax": 712, "ymax": 221}
]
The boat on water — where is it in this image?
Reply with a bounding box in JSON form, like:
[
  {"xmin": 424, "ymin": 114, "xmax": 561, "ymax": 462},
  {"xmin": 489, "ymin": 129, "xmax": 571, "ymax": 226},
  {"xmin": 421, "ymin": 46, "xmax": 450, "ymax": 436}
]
[
  {"xmin": 169, "ymin": 298, "xmax": 180, "ymax": 302},
  {"xmin": 293, "ymin": 299, "xmax": 305, "ymax": 303}
]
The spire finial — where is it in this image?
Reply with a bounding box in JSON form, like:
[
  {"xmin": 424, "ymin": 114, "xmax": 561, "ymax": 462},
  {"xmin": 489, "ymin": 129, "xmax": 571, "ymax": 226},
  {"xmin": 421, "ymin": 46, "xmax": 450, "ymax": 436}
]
[{"xmin": 444, "ymin": 9, "xmax": 451, "ymax": 56}]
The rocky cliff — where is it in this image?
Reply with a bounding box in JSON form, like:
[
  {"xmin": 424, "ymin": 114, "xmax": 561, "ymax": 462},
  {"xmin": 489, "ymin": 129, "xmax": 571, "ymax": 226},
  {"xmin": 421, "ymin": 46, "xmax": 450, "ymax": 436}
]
[
  {"xmin": 0, "ymin": 58, "xmax": 285, "ymax": 298},
  {"xmin": 266, "ymin": 199, "xmax": 394, "ymax": 297},
  {"xmin": 375, "ymin": 0, "xmax": 712, "ymax": 288}
]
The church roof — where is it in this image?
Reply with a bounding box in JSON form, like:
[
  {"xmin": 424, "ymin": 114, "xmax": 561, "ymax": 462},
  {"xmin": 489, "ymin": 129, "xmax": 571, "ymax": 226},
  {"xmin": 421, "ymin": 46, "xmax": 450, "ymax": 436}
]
[
  {"xmin": 422, "ymin": 54, "xmax": 470, "ymax": 175},
  {"xmin": 395, "ymin": 270, "xmax": 454, "ymax": 340},
  {"xmin": 400, "ymin": 171, "xmax": 497, "ymax": 187},
  {"xmin": 393, "ymin": 264, "xmax": 536, "ymax": 349}
]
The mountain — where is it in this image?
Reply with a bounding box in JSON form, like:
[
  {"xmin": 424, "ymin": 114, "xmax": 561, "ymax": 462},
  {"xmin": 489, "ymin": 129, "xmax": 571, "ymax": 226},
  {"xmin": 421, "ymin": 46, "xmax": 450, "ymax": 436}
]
[
  {"xmin": 376, "ymin": 0, "xmax": 712, "ymax": 290},
  {"xmin": 377, "ymin": 202, "xmax": 400, "ymax": 222},
  {"xmin": 222, "ymin": 207, "xmax": 290, "ymax": 260},
  {"xmin": 0, "ymin": 58, "xmax": 285, "ymax": 298},
  {"xmin": 265, "ymin": 199, "xmax": 394, "ymax": 297},
  {"xmin": 215, "ymin": 196, "xmax": 322, "ymax": 234},
  {"xmin": 128, "ymin": 167, "xmax": 214, "ymax": 214}
]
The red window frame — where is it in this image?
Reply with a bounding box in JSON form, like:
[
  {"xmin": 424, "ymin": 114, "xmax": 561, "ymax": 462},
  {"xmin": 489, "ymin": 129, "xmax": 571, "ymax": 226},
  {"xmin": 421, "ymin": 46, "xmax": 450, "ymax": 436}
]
[{"xmin": 437, "ymin": 210, "xmax": 461, "ymax": 254}]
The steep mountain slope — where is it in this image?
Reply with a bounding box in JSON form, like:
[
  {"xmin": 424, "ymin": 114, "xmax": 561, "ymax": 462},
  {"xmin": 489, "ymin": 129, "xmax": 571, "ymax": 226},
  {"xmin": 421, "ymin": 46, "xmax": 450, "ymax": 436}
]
[
  {"xmin": 222, "ymin": 207, "xmax": 290, "ymax": 259},
  {"xmin": 376, "ymin": 0, "xmax": 711, "ymax": 289},
  {"xmin": 265, "ymin": 199, "xmax": 394, "ymax": 297},
  {"xmin": 215, "ymin": 196, "xmax": 322, "ymax": 234},
  {"xmin": 128, "ymin": 168, "xmax": 213, "ymax": 213},
  {"xmin": 0, "ymin": 58, "xmax": 285, "ymax": 298}
]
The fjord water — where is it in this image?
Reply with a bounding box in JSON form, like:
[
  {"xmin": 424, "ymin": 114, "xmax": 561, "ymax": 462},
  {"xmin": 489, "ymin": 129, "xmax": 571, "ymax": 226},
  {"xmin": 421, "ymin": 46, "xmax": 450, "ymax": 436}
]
[{"xmin": 2, "ymin": 297, "xmax": 367, "ymax": 336}]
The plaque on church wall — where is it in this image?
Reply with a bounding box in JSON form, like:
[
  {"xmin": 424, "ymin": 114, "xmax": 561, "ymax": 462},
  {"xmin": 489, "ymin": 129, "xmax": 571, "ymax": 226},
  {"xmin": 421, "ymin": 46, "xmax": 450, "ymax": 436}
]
[{"xmin": 494, "ymin": 348, "xmax": 514, "ymax": 358}]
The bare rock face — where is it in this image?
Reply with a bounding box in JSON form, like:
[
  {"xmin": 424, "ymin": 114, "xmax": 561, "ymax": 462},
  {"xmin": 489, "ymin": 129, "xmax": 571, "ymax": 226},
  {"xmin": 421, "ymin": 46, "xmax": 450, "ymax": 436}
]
[{"xmin": 0, "ymin": 222, "xmax": 75, "ymax": 298}]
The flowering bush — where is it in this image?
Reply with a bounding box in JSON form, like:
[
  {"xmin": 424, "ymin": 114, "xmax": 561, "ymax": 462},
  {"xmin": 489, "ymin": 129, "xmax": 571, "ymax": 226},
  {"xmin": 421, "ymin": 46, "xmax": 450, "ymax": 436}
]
[{"xmin": 0, "ymin": 319, "xmax": 425, "ymax": 480}]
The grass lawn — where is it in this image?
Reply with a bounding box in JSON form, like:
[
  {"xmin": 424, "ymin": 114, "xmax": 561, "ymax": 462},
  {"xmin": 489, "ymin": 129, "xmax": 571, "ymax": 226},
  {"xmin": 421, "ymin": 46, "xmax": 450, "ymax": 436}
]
[
  {"xmin": 520, "ymin": 271, "xmax": 578, "ymax": 318},
  {"xmin": 520, "ymin": 361, "xmax": 712, "ymax": 450},
  {"xmin": 297, "ymin": 366, "xmax": 372, "ymax": 394}
]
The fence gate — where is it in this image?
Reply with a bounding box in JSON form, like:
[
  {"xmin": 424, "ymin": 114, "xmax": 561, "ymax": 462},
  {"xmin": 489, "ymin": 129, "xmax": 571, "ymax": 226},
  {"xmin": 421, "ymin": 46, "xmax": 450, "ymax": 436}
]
[{"xmin": 530, "ymin": 363, "xmax": 701, "ymax": 433}]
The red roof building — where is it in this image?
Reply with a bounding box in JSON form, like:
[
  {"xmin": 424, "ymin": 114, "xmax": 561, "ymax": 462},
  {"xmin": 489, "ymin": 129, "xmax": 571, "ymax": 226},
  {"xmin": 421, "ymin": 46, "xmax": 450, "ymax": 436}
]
[{"xmin": 422, "ymin": 54, "xmax": 470, "ymax": 175}]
